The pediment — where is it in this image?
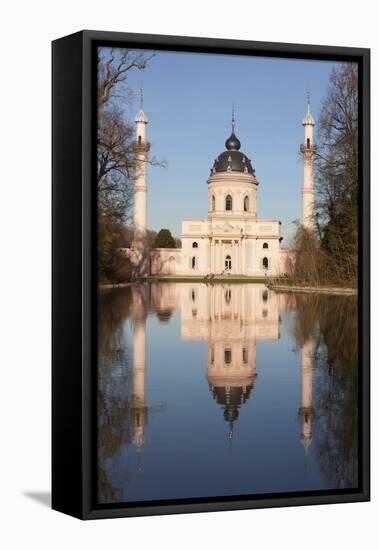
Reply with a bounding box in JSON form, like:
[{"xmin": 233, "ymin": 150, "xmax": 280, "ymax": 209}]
[{"xmin": 221, "ymin": 222, "xmax": 235, "ymax": 232}]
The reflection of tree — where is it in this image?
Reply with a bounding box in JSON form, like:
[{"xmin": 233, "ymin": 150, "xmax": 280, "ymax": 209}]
[
  {"xmin": 290, "ymin": 292, "xmax": 358, "ymax": 488},
  {"xmin": 97, "ymin": 288, "xmax": 133, "ymax": 503}
]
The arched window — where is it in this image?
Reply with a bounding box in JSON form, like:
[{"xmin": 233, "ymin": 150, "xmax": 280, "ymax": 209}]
[
  {"xmin": 263, "ymin": 242, "xmax": 269, "ymax": 249},
  {"xmin": 262, "ymin": 257, "xmax": 269, "ymax": 270},
  {"xmin": 210, "ymin": 347, "xmax": 214, "ymax": 365},
  {"xmin": 191, "ymin": 256, "xmax": 197, "ymax": 270},
  {"xmin": 307, "ymin": 137, "xmax": 310, "ymax": 149},
  {"xmin": 224, "ymin": 349, "xmax": 232, "ymax": 364},
  {"xmin": 212, "ymin": 195, "xmax": 216, "ymax": 211},
  {"xmin": 138, "ymin": 135, "xmax": 142, "ymax": 145},
  {"xmin": 225, "ymin": 255, "xmax": 232, "ymax": 271},
  {"xmin": 262, "ymin": 290, "xmax": 268, "ymax": 302},
  {"xmin": 242, "ymin": 348, "xmax": 248, "ymax": 364},
  {"xmin": 191, "ymin": 289, "xmax": 196, "ymax": 302},
  {"xmin": 244, "ymin": 196, "xmax": 249, "ymax": 212},
  {"xmin": 225, "ymin": 194, "xmax": 233, "ymax": 211},
  {"xmin": 192, "ymin": 242, "xmax": 198, "ymax": 248}
]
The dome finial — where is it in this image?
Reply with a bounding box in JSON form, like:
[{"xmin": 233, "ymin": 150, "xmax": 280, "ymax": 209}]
[{"xmin": 231, "ymin": 104, "xmax": 235, "ymax": 133}]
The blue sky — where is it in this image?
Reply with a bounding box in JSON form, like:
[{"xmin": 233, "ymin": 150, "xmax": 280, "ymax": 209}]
[{"xmin": 119, "ymin": 49, "xmax": 337, "ymax": 244}]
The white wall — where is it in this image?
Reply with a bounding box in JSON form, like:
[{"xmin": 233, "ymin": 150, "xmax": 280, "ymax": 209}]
[{"xmin": 1, "ymin": 1, "xmax": 377, "ymax": 549}]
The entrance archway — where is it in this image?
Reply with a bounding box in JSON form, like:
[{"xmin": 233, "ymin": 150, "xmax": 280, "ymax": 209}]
[
  {"xmin": 168, "ymin": 256, "xmax": 176, "ymax": 275},
  {"xmin": 225, "ymin": 255, "xmax": 232, "ymax": 271}
]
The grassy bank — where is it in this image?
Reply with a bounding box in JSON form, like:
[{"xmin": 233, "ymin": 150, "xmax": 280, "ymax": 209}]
[{"xmin": 267, "ymin": 283, "xmax": 357, "ymax": 296}]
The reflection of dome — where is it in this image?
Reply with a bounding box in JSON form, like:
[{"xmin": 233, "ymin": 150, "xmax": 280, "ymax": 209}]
[
  {"xmin": 211, "ymin": 131, "xmax": 254, "ymax": 175},
  {"xmin": 209, "ymin": 382, "xmax": 255, "ymax": 424},
  {"xmin": 156, "ymin": 309, "xmax": 173, "ymax": 323}
]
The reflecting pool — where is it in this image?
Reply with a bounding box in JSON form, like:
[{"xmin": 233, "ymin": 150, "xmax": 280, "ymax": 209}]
[{"xmin": 97, "ymin": 283, "xmax": 358, "ymax": 504}]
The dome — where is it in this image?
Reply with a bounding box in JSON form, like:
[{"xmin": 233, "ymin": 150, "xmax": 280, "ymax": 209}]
[
  {"xmin": 225, "ymin": 132, "xmax": 241, "ymax": 151},
  {"xmin": 211, "ymin": 131, "xmax": 254, "ymax": 175}
]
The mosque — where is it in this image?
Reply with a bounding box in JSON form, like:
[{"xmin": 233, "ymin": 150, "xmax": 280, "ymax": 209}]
[{"xmin": 127, "ymin": 94, "xmax": 316, "ymax": 278}]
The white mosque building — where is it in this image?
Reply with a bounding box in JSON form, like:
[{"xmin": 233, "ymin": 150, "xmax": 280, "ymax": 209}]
[{"xmin": 128, "ymin": 96, "xmax": 315, "ymax": 278}]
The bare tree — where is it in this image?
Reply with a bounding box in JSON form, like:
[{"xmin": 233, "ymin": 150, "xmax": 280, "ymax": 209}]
[
  {"xmin": 315, "ymin": 63, "xmax": 358, "ymax": 281},
  {"xmin": 97, "ymin": 47, "xmax": 159, "ymax": 284}
]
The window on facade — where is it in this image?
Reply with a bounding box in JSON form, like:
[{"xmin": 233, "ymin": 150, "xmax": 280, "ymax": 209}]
[
  {"xmin": 210, "ymin": 347, "xmax": 214, "ymax": 365},
  {"xmin": 244, "ymin": 196, "xmax": 249, "ymax": 211},
  {"xmin": 307, "ymin": 138, "xmax": 310, "ymax": 149},
  {"xmin": 263, "ymin": 257, "xmax": 269, "ymax": 270},
  {"xmin": 212, "ymin": 195, "xmax": 216, "ymax": 211},
  {"xmin": 138, "ymin": 135, "xmax": 142, "ymax": 144},
  {"xmin": 262, "ymin": 290, "xmax": 268, "ymax": 302},
  {"xmin": 192, "ymin": 242, "xmax": 198, "ymax": 248},
  {"xmin": 191, "ymin": 289, "xmax": 196, "ymax": 302},
  {"xmin": 191, "ymin": 256, "xmax": 197, "ymax": 269},
  {"xmin": 225, "ymin": 194, "xmax": 233, "ymax": 211},
  {"xmin": 224, "ymin": 349, "xmax": 232, "ymax": 364},
  {"xmin": 243, "ymin": 348, "xmax": 248, "ymax": 364},
  {"xmin": 263, "ymin": 242, "xmax": 269, "ymax": 249},
  {"xmin": 225, "ymin": 255, "xmax": 232, "ymax": 271}
]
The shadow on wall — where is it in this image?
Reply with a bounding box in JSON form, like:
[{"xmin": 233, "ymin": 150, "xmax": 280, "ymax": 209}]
[{"xmin": 22, "ymin": 491, "xmax": 51, "ymax": 508}]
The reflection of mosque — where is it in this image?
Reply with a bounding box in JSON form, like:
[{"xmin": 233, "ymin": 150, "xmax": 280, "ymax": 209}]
[
  {"xmin": 180, "ymin": 284, "xmax": 280, "ymax": 442},
  {"xmin": 129, "ymin": 283, "xmax": 314, "ymax": 455}
]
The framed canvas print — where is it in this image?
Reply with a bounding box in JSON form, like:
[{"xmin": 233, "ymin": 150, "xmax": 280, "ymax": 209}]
[{"xmin": 52, "ymin": 30, "xmax": 370, "ymax": 519}]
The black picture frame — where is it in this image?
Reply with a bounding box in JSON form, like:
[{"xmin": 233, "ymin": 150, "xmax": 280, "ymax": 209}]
[{"xmin": 52, "ymin": 30, "xmax": 370, "ymax": 520}]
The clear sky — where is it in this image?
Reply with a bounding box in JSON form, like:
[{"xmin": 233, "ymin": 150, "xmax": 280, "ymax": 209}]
[{"xmin": 122, "ymin": 49, "xmax": 337, "ymax": 244}]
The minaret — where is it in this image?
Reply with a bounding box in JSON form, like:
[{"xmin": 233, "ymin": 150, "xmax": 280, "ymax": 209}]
[
  {"xmin": 133, "ymin": 87, "xmax": 150, "ymax": 247},
  {"xmin": 300, "ymin": 94, "xmax": 316, "ymax": 230},
  {"xmin": 299, "ymin": 337, "xmax": 313, "ymax": 456}
]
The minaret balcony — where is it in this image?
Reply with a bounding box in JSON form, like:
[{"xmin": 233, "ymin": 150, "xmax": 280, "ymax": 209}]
[
  {"xmin": 133, "ymin": 141, "xmax": 151, "ymax": 153},
  {"xmin": 300, "ymin": 143, "xmax": 317, "ymax": 155}
]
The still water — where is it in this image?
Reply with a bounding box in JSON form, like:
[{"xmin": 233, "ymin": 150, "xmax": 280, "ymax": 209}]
[{"xmin": 98, "ymin": 283, "xmax": 358, "ymax": 504}]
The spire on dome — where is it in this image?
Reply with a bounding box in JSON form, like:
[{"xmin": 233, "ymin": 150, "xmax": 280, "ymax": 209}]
[
  {"xmin": 225, "ymin": 107, "xmax": 241, "ymax": 151},
  {"xmin": 302, "ymin": 92, "xmax": 315, "ymax": 126}
]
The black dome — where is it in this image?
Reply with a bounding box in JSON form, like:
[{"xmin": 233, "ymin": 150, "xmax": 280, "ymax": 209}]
[
  {"xmin": 211, "ymin": 131, "xmax": 254, "ymax": 175},
  {"xmin": 225, "ymin": 132, "xmax": 241, "ymax": 151}
]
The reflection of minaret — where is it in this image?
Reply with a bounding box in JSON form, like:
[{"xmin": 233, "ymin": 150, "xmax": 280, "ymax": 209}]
[
  {"xmin": 299, "ymin": 337, "xmax": 313, "ymax": 456},
  {"xmin": 132, "ymin": 318, "xmax": 146, "ymax": 450},
  {"xmin": 131, "ymin": 285, "xmax": 149, "ymax": 469}
]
